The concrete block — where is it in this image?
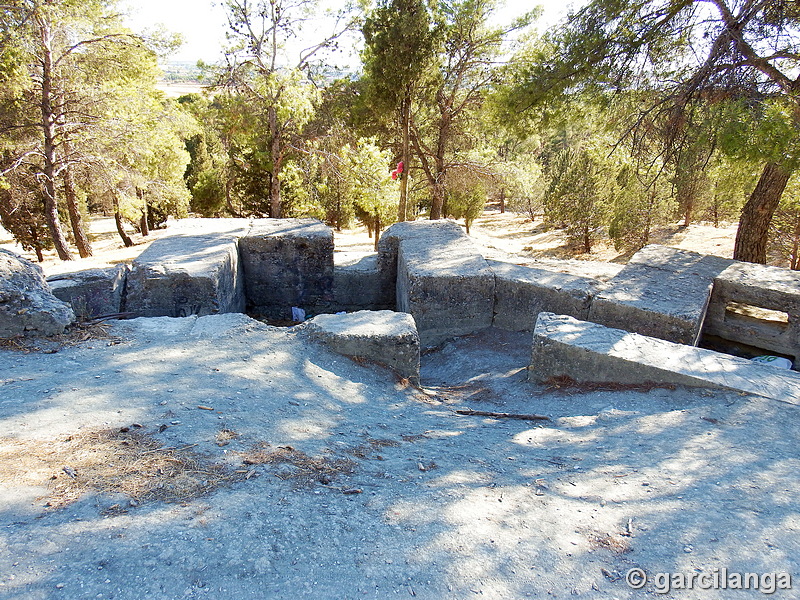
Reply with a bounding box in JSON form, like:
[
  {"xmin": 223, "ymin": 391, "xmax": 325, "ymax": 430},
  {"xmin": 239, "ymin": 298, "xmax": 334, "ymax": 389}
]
[
  {"xmin": 333, "ymin": 252, "xmax": 392, "ymax": 312},
  {"xmin": 523, "ymin": 258, "xmax": 623, "ymax": 282},
  {"xmin": 48, "ymin": 265, "xmax": 128, "ymax": 319},
  {"xmin": 529, "ymin": 313, "xmax": 800, "ymax": 405},
  {"xmin": 704, "ymin": 262, "xmax": 800, "ymax": 362},
  {"xmin": 167, "ymin": 217, "xmax": 253, "ymax": 236},
  {"xmin": 489, "ymin": 260, "xmax": 598, "ymax": 332},
  {"xmin": 239, "ymin": 219, "xmax": 334, "ymax": 320},
  {"xmin": 0, "ymin": 249, "xmax": 75, "ymax": 337},
  {"xmin": 125, "ymin": 233, "xmax": 246, "ymax": 318},
  {"xmin": 302, "ymin": 310, "xmax": 420, "ymax": 382},
  {"xmin": 381, "ymin": 221, "xmax": 494, "ymax": 347},
  {"xmin": 588, "ymin": 245, "xmax": 732, "ymax": 345}
]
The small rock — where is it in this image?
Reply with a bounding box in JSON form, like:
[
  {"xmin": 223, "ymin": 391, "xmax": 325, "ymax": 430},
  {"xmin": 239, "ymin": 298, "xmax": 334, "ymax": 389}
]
[{"xmin": 684, "ymin": 544, "xmax": 693, "ymax": 553}]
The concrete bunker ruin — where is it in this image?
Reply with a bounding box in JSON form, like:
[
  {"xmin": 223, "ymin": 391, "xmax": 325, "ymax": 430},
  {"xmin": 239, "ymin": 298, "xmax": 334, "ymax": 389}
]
[{"xmin": 39, "ymin": 218, "xmax": 800, "ymax": 399}]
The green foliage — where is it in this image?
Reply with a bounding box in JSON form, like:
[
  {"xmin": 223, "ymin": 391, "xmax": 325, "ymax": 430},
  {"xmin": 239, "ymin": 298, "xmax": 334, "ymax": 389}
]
[
  {"xmin": 718, "ymin": 98, "xmax": 800, "ymax": 172},
  {"xmin": 0, "ymin": 0, "xmax": 190, "ymax": 253},
  {"xmin": 769, "ymin": 176, "xmax": 800, "ymax": 270},
  {"xmin": 446, "ymin": 168, "xmax": 487, "ymax": 233},
  {"xmin": 362, "ymin": 0, "xmax": 443, "ymax": 113},
  {"xmin": 544, "ymin": 143, "xmax": 613, "ymax": 253},
  {"xmin": 342, "ymin": 139, "xmax": 398, "ymax": 236},
  {"xmin": 0, "ymin": 170, "xmax": 52, "ymax": 259},
  {"xmin": 608, "ymin": 162, "xmax": 675, "ymax": 252}
]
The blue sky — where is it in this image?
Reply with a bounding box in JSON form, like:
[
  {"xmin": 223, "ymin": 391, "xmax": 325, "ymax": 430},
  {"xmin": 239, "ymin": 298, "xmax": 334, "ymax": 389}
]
[{"xmin": 121, "ymin": 0, "xmax": 580, "ymax": 65}]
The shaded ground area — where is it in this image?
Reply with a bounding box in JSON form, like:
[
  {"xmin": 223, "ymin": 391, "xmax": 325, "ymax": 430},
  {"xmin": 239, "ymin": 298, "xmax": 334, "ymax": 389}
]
[{"xmin": 1, "ymin": 316, "xmax": 797, "ymax": 599}]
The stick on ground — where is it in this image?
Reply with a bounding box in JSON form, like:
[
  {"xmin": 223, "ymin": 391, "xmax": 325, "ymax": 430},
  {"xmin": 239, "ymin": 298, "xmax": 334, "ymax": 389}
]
[{"xmin": 455, "ymin": 409, "xmax": 550, "ymax": 421}]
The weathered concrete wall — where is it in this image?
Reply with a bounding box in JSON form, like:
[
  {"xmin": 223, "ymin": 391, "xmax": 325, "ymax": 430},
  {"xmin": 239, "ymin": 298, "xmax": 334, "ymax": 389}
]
[
  {"xmin": 529, "ymin": 312, "xmax": 800, "ymax": 404},
  {"xmin": 588, "ymin": 245, "xmax": 732, "ymax": 345},
  {"xmin": 302, "ymin": 310, "xmax": 420, "ymax": 382},
  {"xmin": 333, "ymin": 252, "xmax": 393, "ymax": 312},
  {"xmin": 0, "ymin": 249, "xmax": 75, "ymax": 337},
  {"xmin": 704, "ymin": 262, "xmax": 800, "ymax": 363},
  {"xmin": 239, "ymin": 219, "xmax": 334, "ymax": 320},
  {"xmin": 48, "ymin": 265, "xmax": 128, "ymax": 319},
  {"xmin": 125, "ymin": 232, "xmax": 246, "ymax": 318},
  {"xmin": 489, "ymin": 260, "xmax": 599, "ymax": 332},
  {"xmin": 381, "ymin": 221, "xmax": 494, "ymax": 348}
]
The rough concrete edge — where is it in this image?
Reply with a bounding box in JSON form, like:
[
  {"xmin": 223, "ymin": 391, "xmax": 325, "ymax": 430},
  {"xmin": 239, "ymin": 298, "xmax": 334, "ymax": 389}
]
[
  {"xmin": 487, "ymin": 259, "xmax": 598, "ymax": 331},
  {"xmin": 528, "ymin": 313, "xmax": 800, "ymax": 406},
  {"xmin": 298, "ymin": 315, "xmax": 420, "ymax": 384}
]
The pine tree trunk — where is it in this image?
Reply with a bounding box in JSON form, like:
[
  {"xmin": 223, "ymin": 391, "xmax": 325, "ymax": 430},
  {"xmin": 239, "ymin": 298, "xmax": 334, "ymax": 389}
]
[
  {"xmin": 30, "ymin": 227, "xmax": 44, "ymax": 262},
  {"xmin": 138, "ymin": 189, "xmax": 149, "ymax": 236},
  {"xmin": 499, "ymin": 188, "xmax": 505, "ymax": 214},
  {"xmin": 268, "ymin": 105, "xmax": 282, "ymax": 218},
  {"xmin": 733, "ymin": 162, "xmax": 791, "ymax": 264},
  {"xmin": 429, "ymin": 99, "xmax": 451, "ymax": 221},
  {"xmin": 269, "ymin": 173, "xmax": 281, "ymax": 218},
  {"xmin": 112, "ymin": 195, "xmax": 134, "ymax": 248},
  {"xmin": 373, "ymin": 214, "xmax": 381, "ymax": 252},
  {"xmin": 430, "ymin": 180, "xmax": 445, "ymax": 220},
  {"xmin": 63, "ymin": 165, "xmax": 92, "ymax": 257},
  {"xmin": 38, "ymin": 14, "xmax": 73, "ymax": 261},
  {"xmin": 398, "ymin": 94, "xmax": 411, "ymax": 222}
]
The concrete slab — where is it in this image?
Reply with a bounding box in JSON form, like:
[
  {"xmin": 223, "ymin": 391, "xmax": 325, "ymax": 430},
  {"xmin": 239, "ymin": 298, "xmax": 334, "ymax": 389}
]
[
  {"xmin": 588, "ymin": 245, "xmax": 732, "ymax": 345},
  {"xmin": 301, "ymin": 310, "xmax": 420, "ymax": 382},
  {"xmin": 529, "ymin": 313, "xmax": 800, "ymax": 405},
  {"xmin": 381, "ymin": 221, "xmax": 494, "ymax": 348},
  {"xmin": 704, "ymin": 262, "xmax": 800, "ymax": 363},
  {"xmin": 48, "ymin": 265, "xmax": 128, "ymax": 319},
  {"xmin": 239, "ymin": 219, "xmax": 334, "ymax": 320},
  {"xmin": 125, "ymin": 233, "xmax": 246, "ymax": 318},
  {"xmin": 167, "ymin": 218, "xmax": 253, "ymax": 236},
  {"xmin": 333, "ymin": 252, "xmax": 392, "ymax": 312},
  {"xmin": 489, "ymin": 260, "xmax": 598, "ymax": 332}
]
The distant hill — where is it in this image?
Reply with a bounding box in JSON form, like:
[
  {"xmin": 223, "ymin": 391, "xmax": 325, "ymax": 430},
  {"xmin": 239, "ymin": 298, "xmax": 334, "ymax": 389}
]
[{"xmin": 159, "ymin": 61, "xmax": 205, "ymax": 83}]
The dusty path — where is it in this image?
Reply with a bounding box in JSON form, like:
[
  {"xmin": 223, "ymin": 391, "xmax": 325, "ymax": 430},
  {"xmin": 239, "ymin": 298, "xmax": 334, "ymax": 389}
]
[{"xmin": 1, "ymin": 316, "xmax": 797, "ymax": 599}]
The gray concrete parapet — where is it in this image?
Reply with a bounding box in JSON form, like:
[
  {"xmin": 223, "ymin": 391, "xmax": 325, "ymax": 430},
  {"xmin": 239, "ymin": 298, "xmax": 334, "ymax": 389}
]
[
  {"xmin": 588, "ymin": 245, "xmax": 731, "ymax": 345},
  {"xmin": 239, "ymin": 219, "xmax": 334, "ymax": 320},
  {"xmin": 704, "ymin": 262, "xmax": 800, "ymax": 363},
  {"xmin": 0, "ymin": 248, "xmax": 75, "ymax": 337},
  {"xmin": 380, "ymin": 221, "xmax": 494, "ymax": 347},
  {"xmin": 48, "ymin": 265, "xmax": 128, "ymax": 319},
  {"xmin": 529, "ymin": 312, "xmax": 800, "ymax": 404},
  {"xmin": 489, "ymin": 260, "xmax": 599, "ymax": 332},
  {"xmin": 302, "ymin": 310, "xmax": 420, "ymax": 382},
  {"xmin": 333, "ymin": 252, "xmax": 392, "ymax": 312},
  {"xmin": 125, "ymin": 232, "xmax": 246, "ymax": 318}
]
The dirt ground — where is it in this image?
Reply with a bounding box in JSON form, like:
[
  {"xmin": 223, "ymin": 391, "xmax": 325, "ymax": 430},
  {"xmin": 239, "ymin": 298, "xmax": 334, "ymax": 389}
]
[
  {"xmin": 2, "ymin": 213, "xmax": 798, "ymax": 599},
  {"xmin": 0, "ymin": 209, "xmax": 739, "ymax": 278}
]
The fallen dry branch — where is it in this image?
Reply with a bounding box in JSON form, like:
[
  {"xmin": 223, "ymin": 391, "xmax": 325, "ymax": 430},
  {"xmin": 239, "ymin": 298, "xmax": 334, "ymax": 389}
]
[
  {"xmin": 542, "ymin": 375, "xmax": 676, "ymax": 395},
  {"xmin": 455, "ymin": 409, "xmax": 551, "ymax": 421}
]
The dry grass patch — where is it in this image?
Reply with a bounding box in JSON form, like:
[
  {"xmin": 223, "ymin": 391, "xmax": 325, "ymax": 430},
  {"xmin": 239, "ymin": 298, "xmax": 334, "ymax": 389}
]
[
  {"xmin": 587, "ymin": 531, "xmax": 634, "ymax": 555},
  {"xmin": 238, "ymin": 442, "xmax": 357, "ymax": 486},
  {"xmin": 0, "ymin": 321, "xmax": 123, "ymax": 354},
  {"xmin": 0, "ymin": 427, "xmax": 239, "ymax": 510}
]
